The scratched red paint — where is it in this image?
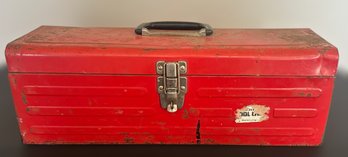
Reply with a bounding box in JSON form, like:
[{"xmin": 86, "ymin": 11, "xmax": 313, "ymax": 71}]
[{"xmin": 5, "ymin": 26, "xmax": 338, "ymax": 145}]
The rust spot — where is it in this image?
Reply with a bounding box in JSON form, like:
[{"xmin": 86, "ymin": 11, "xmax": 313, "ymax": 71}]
[
  {"xmin": 189, "ymin": 108, "xmax": 199, "ymax": 117},
  {"xmin": 182, "ymin": 109, "xmax": 189, "ymax": 119},
  {"xmin": 204, "ymin": 138, "xmax": 215, "ymax": 144},
  {"xmin": 298, "ymin": 92, "xmax": 306, "ymax": 96},
  {"xmin": 279, "ymin": 33, "xmax": 325, "ymax": 47},
  {"xmin": 13, "ymin": 44, "xmax": 22, "ymax": 52},
  {"xmin": 231, "ymin": 137, "xmax": 241, "ymax": 144},
  {"xmin": 124, "ymin": 137, "xmax": 134, "ymax": 144},
  {"xmin": 27, "ymin": 34, "xmax": 47, "ymax": 42},
  {"xmin": 319, "ymin": 46, "xmax": 331, "ymax": 54},
  {"xmin": 119, "ymin": 132, "xmax": 129, "ymax": 136},
  {"xmin": 21, "ymin": 92, "xmax": 27, "ymax": 105},
  {"xmin": 7, "ymin": 44, "xmax": 22, "ymax": 55},
  {"xmin": 144, "ymin": 135, "xmax": 155, "ymax": 144},
  {"xmin": 194, "ymin": 45, "xmax": 202, "ymax": 49},
  {"xmin": 298, "ymin": 92, "xmax": 312, "ymax": 97},
  {"xmin": 143, "ymin": 48, "xmax": 161, "ymax": 52},
  {"xmin": 28, "ymin": 108, "xmax": 40, "ymax": 113},
  {"xmin": 12, "ymin": 78, "xmax": 17, "ymax": 86}
]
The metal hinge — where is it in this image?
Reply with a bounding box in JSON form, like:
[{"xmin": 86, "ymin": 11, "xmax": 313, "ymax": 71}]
[{"xmin": 156, "ymin": 61, "xmax": 187, "ymax": 113}]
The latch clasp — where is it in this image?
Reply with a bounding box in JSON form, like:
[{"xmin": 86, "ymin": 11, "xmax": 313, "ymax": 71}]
[{"xmin": 156, "ymin": 61, "xmax": 187, "ymax": 113}]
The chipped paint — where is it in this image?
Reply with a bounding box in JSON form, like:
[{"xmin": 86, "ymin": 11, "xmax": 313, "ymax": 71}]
[
  {"xmin": 279, "ymin": 32, "xmax": 326, "ymax": 47},
  {"xmin": 204, "ymin": 138, "xmax": 215, "ymax": 144},
  {"xmin": 12, "ymin": 77, "xmax": 17, "ymax": 86},
  {"xmin": 21, "ymin": 131, "xmax": 27, "ymax": 137},
  {"xmin": 319, "ymin": 46, "xmax": 331, "ymax": 54},
  {"xmin": 21, "ymin": 92, "xmax": 27, "ymax": 104},
  {"xmin": 144, "ymin": 135, "xmax": 155, "ymax": 144},
  {"xmin": 182, "ymin": 109, "xmax": 189, "ymax": 119},
  {"xmin": 124, "ymin": 137, "xmax": 134, "ymax": 144},
  {"xmin": 143, "ymin": 48, "xmax": 162, "ymax": 52},
  {"xmin": 230, "ymin": 137, "xmax": 241, "ymax": 144},
  {"xmin": 17, "ymin": 117, "xmax": 23, "ymax": 123},
  {"xmin": 189, "ymin": 108, "xmax": 199, "ymax": 116}
]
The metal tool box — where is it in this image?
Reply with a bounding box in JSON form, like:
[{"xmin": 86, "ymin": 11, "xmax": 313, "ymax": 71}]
[{"xmin": 5, "ymin": 22, "xmax": 338, "ymax": 145}]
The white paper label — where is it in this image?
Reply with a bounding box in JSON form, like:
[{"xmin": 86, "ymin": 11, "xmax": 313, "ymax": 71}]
[{"xmin": 235, "ymin": 104, "xmax": 270, "ymax": 123}]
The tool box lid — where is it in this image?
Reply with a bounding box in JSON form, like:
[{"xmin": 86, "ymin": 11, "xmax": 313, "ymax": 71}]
[{"xmin": 5, "ymin": 26, "xmax": 338, "ymax": 76}]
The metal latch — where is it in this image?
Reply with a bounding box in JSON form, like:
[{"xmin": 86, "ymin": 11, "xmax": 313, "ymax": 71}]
[{"xmin": 156, "ymin": 61, "xmax": 187, "ymax": 113}]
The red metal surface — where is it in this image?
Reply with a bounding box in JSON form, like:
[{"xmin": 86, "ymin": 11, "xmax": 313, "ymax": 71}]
[{"xmin": 5, "ymin": 26, "xmax": 338, "ymax": 145}]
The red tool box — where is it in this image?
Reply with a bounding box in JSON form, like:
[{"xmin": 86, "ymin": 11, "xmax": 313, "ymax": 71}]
[{"xmin": 5, "ymin": 22, "xmax": 338, "ymax": 145}]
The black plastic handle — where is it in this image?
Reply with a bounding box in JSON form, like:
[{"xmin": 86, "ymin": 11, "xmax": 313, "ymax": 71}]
[{"xmin": 135, "ymin": 21, "xmax": 213, "ymax": 36}]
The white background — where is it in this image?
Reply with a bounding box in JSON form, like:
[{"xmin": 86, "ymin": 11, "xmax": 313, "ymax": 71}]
[{"xmin": 1, "ymin": 0, "xmax": 347, "ymax": 72}]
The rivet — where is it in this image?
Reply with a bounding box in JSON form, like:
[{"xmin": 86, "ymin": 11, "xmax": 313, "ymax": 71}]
[
  {"xmin": 180, "ymin": 86, "xmax": 186, "ymax": 90},
  {"xmin": 158, "ymin": 86, "xmax": 164, "ymax": 90},
  {"xmin": 158, "ymin": 65, "xmax": 163, "ymax": 70},
  {"xmin": 180, "ymin": 66, "xmax": 186, "ymax": 71}
]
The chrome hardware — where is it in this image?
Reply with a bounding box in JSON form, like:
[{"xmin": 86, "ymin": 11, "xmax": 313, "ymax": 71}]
[
  {"xmin": 167, "ymin": 102, "xmax": 178, "ymax": 113},
  {"xmin": 156, "ymin": 61, "xmax": 187, "ymax": 113}
]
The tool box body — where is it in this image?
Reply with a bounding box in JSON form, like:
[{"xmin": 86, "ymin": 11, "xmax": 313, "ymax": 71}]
[{"xmin": 6, "ymin": 26, "xmax": 338, "ymax": 145}]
